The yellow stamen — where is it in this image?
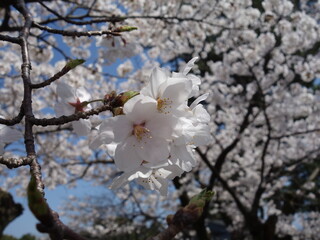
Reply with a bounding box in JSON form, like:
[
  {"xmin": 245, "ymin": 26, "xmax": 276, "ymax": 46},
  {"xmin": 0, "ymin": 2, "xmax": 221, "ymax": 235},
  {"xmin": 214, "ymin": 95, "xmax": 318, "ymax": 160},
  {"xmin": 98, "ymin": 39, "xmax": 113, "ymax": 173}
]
[
  {"xmin": 132, "ymin": 123, "xmax": 151, "ymax": 141},
  {"xmin": 157, "ymin": 97, "xmax": 172, "ymax": 114}
]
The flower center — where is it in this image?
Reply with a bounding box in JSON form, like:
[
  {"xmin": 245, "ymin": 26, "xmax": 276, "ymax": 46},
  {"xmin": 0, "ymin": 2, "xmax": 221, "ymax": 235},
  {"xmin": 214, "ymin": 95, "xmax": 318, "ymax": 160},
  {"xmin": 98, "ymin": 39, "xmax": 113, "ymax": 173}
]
[
  {"xmin": 157, "ymin": 97, "xmax": 172, "ymax": 114},
  {"xmin": 140, "ymin": 170, "xmax": 163, "ymax": 184},
  {"xmin": 68, "ymin": 98, "xmax": 86, "ymax": 113},
  {"xmin": 132, "ymin": 123, "xmax": 151, "ymax": 141}
]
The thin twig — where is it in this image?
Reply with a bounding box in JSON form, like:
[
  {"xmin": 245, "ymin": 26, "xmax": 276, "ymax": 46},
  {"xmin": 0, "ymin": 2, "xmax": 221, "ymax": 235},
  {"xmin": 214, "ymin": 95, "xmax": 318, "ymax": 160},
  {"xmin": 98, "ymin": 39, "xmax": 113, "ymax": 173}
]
[
  {"xmin": 31, "ymin": 104, "xmax": 112, "ymax": 126},
  {"xmin": 33, "ymin": 22, "xmax": 122, "ymax": 37},
  {"xmin": 0, "ymin": 104, "xmax": 25, "ymax": 126},
  {"xmin": 31, "ymin": 64, "xmax": 76, "ymax": 89}
]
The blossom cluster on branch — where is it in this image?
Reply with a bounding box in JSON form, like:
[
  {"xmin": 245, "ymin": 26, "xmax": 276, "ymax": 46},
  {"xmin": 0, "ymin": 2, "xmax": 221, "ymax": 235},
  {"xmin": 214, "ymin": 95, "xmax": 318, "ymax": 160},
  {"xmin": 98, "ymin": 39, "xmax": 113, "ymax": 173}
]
[{"xmin": 88, "ymin": 57, "xmax": 211, "ymax": 195}]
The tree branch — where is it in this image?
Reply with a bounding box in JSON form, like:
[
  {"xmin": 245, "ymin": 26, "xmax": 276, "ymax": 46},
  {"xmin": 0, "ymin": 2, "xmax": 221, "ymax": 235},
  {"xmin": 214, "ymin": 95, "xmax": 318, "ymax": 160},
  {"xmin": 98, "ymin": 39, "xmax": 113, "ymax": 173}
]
[
  {"xmin": 30, "ymin": 104, "xmax": 112, "ymax": 126},
  {"xmin": 0, "ymin": 155, "xmax": 34, "ymax": 168},
  {"xmin": 0, "ymin": 34, "xmax": 20, "ymax": 44},
  {"xmin": 0, "ymin": 104, "xmax": 25, "ymax": 126},
  {"xmin": 32, "ymin": 22, "xmax": 122, "ymax": 37},
  {"xmin": 31, "ymin": 63, "xmax": 78, "ymax": 89}
]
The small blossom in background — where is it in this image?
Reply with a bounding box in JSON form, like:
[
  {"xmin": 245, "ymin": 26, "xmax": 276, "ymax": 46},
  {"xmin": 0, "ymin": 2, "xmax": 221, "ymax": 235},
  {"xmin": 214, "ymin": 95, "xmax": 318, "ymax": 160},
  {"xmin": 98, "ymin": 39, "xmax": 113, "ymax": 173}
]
[
  {"xmin": 0, "ymin": 117, "xmax": 22, "ymax": 155},
  {"xmin": 54, "ymin": 82, "xmax": 92, "ymax": 136},
  {"xmin": 92, "ymin": 58, "xmax": 211, "ymax": 196},
  {"xmin": 117, "ymin": 59, "xmax": 134, "ymax": 77}
]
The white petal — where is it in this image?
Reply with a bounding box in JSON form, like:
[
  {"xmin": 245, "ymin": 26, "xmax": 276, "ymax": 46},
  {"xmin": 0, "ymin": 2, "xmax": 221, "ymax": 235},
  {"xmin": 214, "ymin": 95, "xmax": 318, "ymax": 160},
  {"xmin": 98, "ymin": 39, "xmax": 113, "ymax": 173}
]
[
  {"xmin": 171, "ymin": 144, "xmax": 196, "ymax": 172},
  {"xmin": 192, "ymin": 124, "xmax": 212, "ymax": 146},
  {"xmin": 109, "ymin": 166, "xmax": 152, "ymax": 189},
  {"xmin": 150, "ymin": 67, "xmax": 168, "ymax": 99},
  {"xmin": 143, "ymin": 160, "xmax": 169, "ymax": 169},
  {"xmin": 124, "ymin": 95, "xmax": 158, "ymax": 124},
  {"xmin": 56, "ymin": 82, "xmax": 76, "ymax": 102},
  {"xmin": 190, "ymin": 93, "xmax": 209, "ymax": 110},
  {"xmin": 146, "ymin": 114, "xmax": 176, "ymax": 139},
  {"xmin": 162, "ymin": 79, "xmax": 191, "ymax": 106},
  {"xmin": 155, "ymin": 167, "xmax": 174, "ymax": 179},
  {"xmin": 90, "ymin": 131, "xmax": 114, "ymax": 149},
  {"xmin": 54, "ymin": 102, "xmax": 74, "ymax": 116},
  {"xmin": 72, "ymin": 119, "xmax": 91, "ymax": 136},
  {"xmin": 100, "ymin": 116, "xmax": 131, "ymax": 142},
  {"xmin": 173, "ymin": 117, "xmax": 194, "ymax": 143},
  {"xmin": 157, "ymin": 179, "xmax": 169, "ymax": 196},
  {"xmin": 151, "ymin": 175, "xmax": 168, "ymax": 196},
  {"xmin": 109, "ymin": 173, "xmax": 131, "ymax": 189},
  {"xmin": 134, "ymin": 168, "xmax": 153, "ymax": 179},
  {"xmin": 183, "ymin": 57, "xmax": 198, "ymax": 75},
  {"xmin": 114, "ymin": 136, "xmax": 143, "ymax": 172},
  {"xmin": 188, "ymin": 74, "xmax": 201, "ymax": 85},
  {"xmin": 106, "ymin": 143, "xmax": 117, "ymax": 157},
  {"xmin": 76, "ymin": 87, "xmax": 91, "ymax": 102},
  {"xmin": 122, "ymin": 94, "xmax": 141, "ymax": 113},
  {"xmin": 135, "ymin": 136, "xmax": 169, "ymax": 164},
  {"xmin": 163, "ymin": 165, "xmax": 184, "ymax": 179},
  {"xmin": 193, "ymin": 105, "xmax": 211, "ymax": 123}
]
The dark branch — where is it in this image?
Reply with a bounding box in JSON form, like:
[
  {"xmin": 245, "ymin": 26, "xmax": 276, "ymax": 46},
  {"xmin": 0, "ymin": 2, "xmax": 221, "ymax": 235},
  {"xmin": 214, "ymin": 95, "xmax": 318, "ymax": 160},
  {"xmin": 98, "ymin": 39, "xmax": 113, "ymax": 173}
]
[
  {"xmin": 0, "ymin": 104, "xmax": 25, "ymax": 126},
  {"xmin": 31, "ymin": 104, "xmax": 112, "ymax": 126},
  {"xmin": 31, "ymin": 64, "xmax": 76, "ymax": 89},
  {"xmin": 0, "ymin": 34, "xmax": 20, "ymax": 44},
  {"xmin": 0, "ymin": 155, "xmax": 34, "ymax": 169}
]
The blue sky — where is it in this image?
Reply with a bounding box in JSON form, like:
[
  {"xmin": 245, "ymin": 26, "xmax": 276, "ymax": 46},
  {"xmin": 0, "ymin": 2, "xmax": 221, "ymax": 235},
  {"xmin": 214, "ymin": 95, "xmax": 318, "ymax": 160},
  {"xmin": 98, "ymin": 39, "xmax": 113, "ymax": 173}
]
[{"xmin": 4, "ymin": 180, "xmax": 110, "ymax": 238}]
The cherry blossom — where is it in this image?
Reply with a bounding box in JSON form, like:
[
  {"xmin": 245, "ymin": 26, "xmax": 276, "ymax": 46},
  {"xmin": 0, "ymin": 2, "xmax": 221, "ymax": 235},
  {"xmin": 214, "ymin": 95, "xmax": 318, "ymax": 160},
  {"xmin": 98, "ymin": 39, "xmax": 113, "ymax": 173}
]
[
  {"xmin": 172, "ymin": 57, "xmax": 201, "ymax": 98},
  {"xmin": 110, "ymin": 161, "xmax": 184, "ymax": 196},
  {"xmin": 140, "ymin": 67, "xmax": 192, "ymax": 115},
  {"xmin": 91, "ymin": 57, "xmax": 211, "ymax": 195},
  {"xmin": 54, "ymin": 82, "xmax": 92, "ymax": 136},
  {"xmin": 95, "ymin": 94, "xmax": 175, "ymax": 172}
]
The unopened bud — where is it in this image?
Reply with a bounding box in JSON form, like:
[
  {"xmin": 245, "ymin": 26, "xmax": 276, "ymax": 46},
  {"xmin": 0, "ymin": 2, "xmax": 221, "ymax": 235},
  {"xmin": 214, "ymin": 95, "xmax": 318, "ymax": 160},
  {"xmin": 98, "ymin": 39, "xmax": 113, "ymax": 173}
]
[
  {"xmin": 113, "ymin": 107, "xmax": 124, "ymax": 116},
  {"xmin": 104, "ymin": 91, "xmax": 117, "ymax": 104},
  {"xmin": 64, "ymin": 59, "xmax": 85, "ymax": 70},
  {"xmin": 114, "ymin": 25, "xmax": 138, "ymax": 32},
  {"xmin": 189, "ymin": 188, "xmax": 214, "ymax": 209},
  {"xmin": 27, "ymin": 176, "xmax": 50, "ymax": 221},
  {"xmin": 112, "ymin": 91, "xmax": 139, "ymax": 108}
]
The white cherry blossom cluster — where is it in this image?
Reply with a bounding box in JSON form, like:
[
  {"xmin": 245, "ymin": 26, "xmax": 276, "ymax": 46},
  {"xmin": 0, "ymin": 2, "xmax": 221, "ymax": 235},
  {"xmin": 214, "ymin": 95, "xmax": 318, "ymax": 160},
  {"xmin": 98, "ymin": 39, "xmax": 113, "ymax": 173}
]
[{"xmin": 91, "ymin": 57, "xmax": 211, "ymax": 195}]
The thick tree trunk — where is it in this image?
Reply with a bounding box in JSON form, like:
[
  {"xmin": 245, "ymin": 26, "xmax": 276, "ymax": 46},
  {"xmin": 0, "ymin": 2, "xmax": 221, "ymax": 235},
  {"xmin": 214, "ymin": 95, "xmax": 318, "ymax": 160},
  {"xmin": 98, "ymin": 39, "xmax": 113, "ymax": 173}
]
[
  {"xmin": 195, "ymin": 215, "xmax": 209, "ymax": 240},
  {"xmin": 247, "ymin": 215, "xmax": 278, "ymax": 240}
]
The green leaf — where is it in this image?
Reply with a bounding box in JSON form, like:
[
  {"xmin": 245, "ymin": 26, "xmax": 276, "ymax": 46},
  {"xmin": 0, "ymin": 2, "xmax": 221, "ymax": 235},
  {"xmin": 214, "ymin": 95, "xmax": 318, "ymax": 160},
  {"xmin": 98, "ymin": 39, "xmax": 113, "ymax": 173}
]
[
  {"xmin": 189, "ymin": 188, "xmax": 214, "ymax": 208},
  {"xmin": 64, "ymin": 59, "xmax": 85, "ymax": 70},
  {"xmin": 27, "ymin": 176, "xmax": 50, "ymax": 220},
  {"xmin": 121, "ymin": 90, "xmax": 140, "ymax": 100}
]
